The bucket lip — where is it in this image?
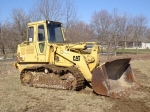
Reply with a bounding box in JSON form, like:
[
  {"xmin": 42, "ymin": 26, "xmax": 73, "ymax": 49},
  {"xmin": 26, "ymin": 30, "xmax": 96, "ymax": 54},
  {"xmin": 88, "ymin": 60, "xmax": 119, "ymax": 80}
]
[
  {"xmin": 99, "ymin": 58, "xmax": 132, "ymax": 68},
  {"xmin": 106, "ymin": 58, "xmax": 131, "ymax": 63}
]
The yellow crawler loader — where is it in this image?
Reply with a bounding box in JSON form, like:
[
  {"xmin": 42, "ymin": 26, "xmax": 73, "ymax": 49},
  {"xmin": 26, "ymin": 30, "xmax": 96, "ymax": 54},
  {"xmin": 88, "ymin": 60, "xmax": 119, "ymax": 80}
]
[{"xmin": 14, "ymin": 20, "xmax": 140, "ymax": 98}]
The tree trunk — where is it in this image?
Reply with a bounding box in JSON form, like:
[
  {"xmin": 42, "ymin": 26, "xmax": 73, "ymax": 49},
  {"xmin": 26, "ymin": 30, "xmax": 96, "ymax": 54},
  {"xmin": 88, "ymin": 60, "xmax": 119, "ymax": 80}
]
[
  {"xmin": 136, "ymin": 39, "xmax": 139, "ymax": 55},
  {"xmin": 121, "ymin": 41, "xmax": 126, "ymax": 54},
  {"xmin": 114, "ymin": 50, "xmax": 117, "ymax": 56},
  {"xmin": 2, "ymin": 46, "xmax": 6, "ymax": 60},
  {"xmin": 107, "ymin": 42, "xmax": 111, "ymax": 61},
  {"xmin": 136, "ymin": 47, "xmax": 138, "ymax": 55},
  {"xmin": 101, "ymin": 42, "xmax": 104, "ymax": 53}
]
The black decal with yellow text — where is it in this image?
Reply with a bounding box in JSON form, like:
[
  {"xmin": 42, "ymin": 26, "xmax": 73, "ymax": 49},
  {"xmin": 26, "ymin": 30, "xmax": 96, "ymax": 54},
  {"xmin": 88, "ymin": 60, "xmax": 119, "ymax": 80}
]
[{"xmin": 73, "ymin": 56, "xmax": 80, "ymax": 61}]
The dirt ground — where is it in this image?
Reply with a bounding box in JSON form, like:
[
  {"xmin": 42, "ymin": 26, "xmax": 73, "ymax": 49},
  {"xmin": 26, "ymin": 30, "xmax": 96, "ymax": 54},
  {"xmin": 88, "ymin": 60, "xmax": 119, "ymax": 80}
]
[{"xmin": 0, "ymin": 55, "xmax": 150, "ymax": 112}]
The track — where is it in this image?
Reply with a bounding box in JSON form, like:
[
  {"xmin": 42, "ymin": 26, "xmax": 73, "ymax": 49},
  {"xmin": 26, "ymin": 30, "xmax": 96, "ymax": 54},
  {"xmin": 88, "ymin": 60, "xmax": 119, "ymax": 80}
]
[{"xmin": 20, "ymin": 64, "xmax": 86, "ymax": 91}]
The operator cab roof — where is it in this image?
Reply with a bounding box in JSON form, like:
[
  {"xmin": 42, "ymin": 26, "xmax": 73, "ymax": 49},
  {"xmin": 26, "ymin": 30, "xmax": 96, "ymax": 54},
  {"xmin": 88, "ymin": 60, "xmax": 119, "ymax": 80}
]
[{"xmin": 28, "ymin": 20, "xmax": 62, "ymax": 26}]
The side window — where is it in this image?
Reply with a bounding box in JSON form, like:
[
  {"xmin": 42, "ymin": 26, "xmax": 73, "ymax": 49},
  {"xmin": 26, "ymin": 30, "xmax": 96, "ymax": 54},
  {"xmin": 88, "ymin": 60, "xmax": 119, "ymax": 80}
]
[
  {"xmin": 28, "ymin": 27, "xmax": 34, "ymax": 42},
  {"xmin": 38, "ymin": 25, "xmax": 45, "ymax": 41}
]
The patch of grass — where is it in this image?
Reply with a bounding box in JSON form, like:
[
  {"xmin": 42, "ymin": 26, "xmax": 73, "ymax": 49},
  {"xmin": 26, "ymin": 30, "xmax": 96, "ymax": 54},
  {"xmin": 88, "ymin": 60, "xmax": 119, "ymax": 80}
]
[
  {"xmin": 0, "ymin": 58, "xmax": 150, "ymax": 112},
  {"xmin": 116, "ymin": 49, "xmax": 150, "ymax": 54},
  {"xmin": 0, "ymin": 53, "xmax": 16, "ymax": 59},
  {"xmin": 101, "ymin": 48, "xmax": 150, "ymax": 54}
]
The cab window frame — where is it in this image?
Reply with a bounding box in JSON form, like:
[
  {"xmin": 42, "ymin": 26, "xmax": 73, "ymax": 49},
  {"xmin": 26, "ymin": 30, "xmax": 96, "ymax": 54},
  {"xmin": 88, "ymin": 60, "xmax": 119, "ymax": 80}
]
[
  {"xmin": 38, "ymin": 25, "xmax": 45, "ymax": 42},
  {"xmin": 28, "ymin": 26, "xmax": 34, "ymax": 42}
]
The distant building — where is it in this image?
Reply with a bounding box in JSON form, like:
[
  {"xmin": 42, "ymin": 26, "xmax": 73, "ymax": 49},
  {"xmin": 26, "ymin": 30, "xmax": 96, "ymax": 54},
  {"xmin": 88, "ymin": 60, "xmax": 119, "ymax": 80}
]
[{"xmin": 85, "ymin": 35, "xmax": 150, "ymax": 49}]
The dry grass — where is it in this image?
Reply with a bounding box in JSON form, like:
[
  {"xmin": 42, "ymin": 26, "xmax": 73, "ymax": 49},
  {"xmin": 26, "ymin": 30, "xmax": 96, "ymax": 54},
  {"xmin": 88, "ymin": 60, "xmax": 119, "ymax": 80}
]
[
  {"xmin": 0, "ymin": 61, "xmax": 113, "ymax": 112},
  {"xmin": 0, "ymin": 55, "xmax": 150, "ymax": 112}
]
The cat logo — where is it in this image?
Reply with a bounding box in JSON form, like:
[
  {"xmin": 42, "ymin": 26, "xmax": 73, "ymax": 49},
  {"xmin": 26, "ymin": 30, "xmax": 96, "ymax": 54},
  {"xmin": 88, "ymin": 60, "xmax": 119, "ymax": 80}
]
[{"xmin": 73, "ymin": 56, "xmax": 80, "ymax": 61}]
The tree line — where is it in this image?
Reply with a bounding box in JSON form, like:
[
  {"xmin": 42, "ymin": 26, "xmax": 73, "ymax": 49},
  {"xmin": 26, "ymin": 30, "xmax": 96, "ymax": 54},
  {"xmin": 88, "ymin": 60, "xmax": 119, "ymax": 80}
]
[{"xmin": 0, "ymin": 0, "xmax": 150, "ymax": 59}]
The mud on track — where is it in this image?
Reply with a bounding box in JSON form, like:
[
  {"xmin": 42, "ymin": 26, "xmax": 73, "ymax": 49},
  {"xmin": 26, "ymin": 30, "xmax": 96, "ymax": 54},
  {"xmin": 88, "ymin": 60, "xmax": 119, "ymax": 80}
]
[{"xmin": 0, "ymin": 58, "xmax": 150, "ymax": 112}]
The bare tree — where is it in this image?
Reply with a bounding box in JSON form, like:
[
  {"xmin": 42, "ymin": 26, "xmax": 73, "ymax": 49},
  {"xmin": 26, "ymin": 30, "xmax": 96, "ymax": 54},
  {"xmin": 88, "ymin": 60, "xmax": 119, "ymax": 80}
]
[
  {"xmin": 90, "ymin": 10, "xmax": 119, "ymax": 61},
  {"xmin": 119, "ymin": 15, "xmax": 134, "ymax": 48},
  {"xmin": 11, "ymin": 8, "xmax": 30, "ymax": 41},
  {"xmin": 62, "ymin": 0, "xmax": 79, "ymax": 42},
  {"xmin": 0, "ymin": 10, "xmax": 6, "ymax": 59},
  {"xmin": 30, "ymin": 0, "xmax": 78, "ymax": 26},
  {"xmin": 0, "ymin": 23, "xmax": 7, "ymax": 59},
  {"xmin": 108, "ymin": 9, "xmax": 124, "ymax": 57},
  {"xmin": 145, "ymin": 28, "xmax": 150, "ymax": 39},
  {"xmin": 0, "ymin": 20, "xmax": 22, "ymax": 59},
  {"xmin": 67, "ymin": 21, "xmax": 94, "ymax": 42},
  {"xmin": 30, "ymin": 0, "xmax": 79, "ymax": 43},
  {"xmin": 30, "ymin": 0, "xmax": 65, "ymax": 21},
  {"xmin": 0, "ymin": 11, "xmax": 6, "ymax": 59},
  {"xmin": 132, "ymin": 14, "xmax": 148, "ymax": 54},
  {"xmin": 90, "ymin": 10, "xmax": 112, "ymax": 52},
  {"xmin": 0, "ymin": 8, "xmax": 31, "ymax": 59},
  {"xmin": 2, "ymin": 22, "xmax": 20, "ymax": 59},
  {"xmin": 64, "ymin": 0, "xmax": 78, "ymax": 28},
  {"xmin": 111, "ymin": 12, "xmax": 134, "ymax": 54}
]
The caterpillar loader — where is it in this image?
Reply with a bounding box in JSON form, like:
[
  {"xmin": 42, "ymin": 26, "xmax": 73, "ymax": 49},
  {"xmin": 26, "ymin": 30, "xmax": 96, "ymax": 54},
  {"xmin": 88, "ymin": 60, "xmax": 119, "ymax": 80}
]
[{"xmin": 14, "ymin": 20, "xmax": 140, "ymax": 98}]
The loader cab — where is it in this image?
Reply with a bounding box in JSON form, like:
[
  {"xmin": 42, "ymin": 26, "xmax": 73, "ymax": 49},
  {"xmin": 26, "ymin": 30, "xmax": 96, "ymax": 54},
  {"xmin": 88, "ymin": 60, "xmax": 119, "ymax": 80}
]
[
  {"xmin": 27, "ymin": 20, "xmax": 65, "ymax": 43},
  {"xmin": 26, "ymin": 20, "xmax": 65, "ymax": 62},
  {"xmin": 17, "ymin": 20, "xmax": 65, "ymax": 62}
]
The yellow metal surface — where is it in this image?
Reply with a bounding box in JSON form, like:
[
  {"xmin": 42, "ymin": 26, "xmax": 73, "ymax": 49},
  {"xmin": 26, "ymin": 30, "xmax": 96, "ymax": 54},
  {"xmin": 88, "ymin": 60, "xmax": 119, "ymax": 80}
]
[
  {"xmin": 14, "ymin": 20, "xmax": 140, "ymax": 98},
  {"xmin": 15, "ymin": 20, "xmax": 100, "ymax": 82}
]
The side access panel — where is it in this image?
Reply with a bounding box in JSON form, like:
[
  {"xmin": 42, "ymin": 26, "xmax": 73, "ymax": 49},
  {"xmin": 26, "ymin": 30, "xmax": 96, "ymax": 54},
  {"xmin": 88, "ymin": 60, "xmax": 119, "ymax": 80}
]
[{"xmin": 18, "ymin": 44, "xmax": 37, "ymax": 62}]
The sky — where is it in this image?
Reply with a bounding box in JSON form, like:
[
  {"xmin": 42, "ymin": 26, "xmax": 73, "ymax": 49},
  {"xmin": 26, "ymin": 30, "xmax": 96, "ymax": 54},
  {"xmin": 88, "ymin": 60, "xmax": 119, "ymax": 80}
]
[{"xmin": 0, "ymin": 0, "xmax": 150, "ymax": 26}]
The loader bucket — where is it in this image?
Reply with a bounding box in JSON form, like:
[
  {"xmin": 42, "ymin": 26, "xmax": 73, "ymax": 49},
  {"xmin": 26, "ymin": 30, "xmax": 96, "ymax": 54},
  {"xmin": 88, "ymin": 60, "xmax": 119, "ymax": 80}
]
[{"xmin": 92, "ymin": 58, "xmax": 140, "ymax": 98}]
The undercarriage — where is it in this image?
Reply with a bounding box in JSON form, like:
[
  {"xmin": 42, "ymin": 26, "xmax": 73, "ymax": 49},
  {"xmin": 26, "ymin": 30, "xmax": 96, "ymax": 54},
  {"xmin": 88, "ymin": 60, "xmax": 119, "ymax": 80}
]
[{"xmin": 20, "ymin": 64, "xmax": 86, "ymax": 91}]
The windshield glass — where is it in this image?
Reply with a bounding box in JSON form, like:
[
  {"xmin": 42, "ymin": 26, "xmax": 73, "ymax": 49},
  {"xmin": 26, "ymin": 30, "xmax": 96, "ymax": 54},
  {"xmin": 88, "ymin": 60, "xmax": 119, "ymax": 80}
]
[{"xmin": 47, "ymin": 22, "xmax": 64, "ymax": 43}]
